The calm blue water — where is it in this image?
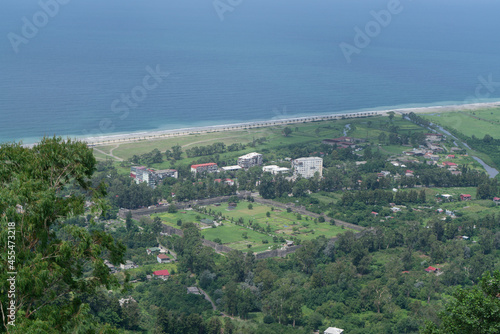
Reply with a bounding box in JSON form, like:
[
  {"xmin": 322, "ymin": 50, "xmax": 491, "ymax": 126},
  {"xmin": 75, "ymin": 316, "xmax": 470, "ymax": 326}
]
[{"xmin": 1, "ymin": 0, "xmax": 500, "ymax": 144}]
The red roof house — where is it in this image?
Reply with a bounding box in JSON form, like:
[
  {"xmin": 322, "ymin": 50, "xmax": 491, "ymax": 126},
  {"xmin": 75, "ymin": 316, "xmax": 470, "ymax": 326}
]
[
  {"xmin": 442, "ymin": 161, "xmax": 457, "ymax": 167},
  {"xmin": 153, "ymin": 269, "xmax": 170, "ymax": 279},
  {"xmin": 460, "ymin": 194, "xmax": 472, "ymax": 201},
  {"xmin": 493, "ymin": 197, "xmax": 500, "ymax": 203},
  {"xmin": 425, "ymin": 266, "xmax": 439, "ymax": 273}
]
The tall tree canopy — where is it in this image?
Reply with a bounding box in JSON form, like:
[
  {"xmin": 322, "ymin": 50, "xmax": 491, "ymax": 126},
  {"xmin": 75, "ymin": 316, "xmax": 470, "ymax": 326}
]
[{"xmin": 0, "ymin": 137, "xmax": 125, "ymax": 332}]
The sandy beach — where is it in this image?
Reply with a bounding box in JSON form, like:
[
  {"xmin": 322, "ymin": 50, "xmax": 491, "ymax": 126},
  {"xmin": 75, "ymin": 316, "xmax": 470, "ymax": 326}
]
[{"xmin": 73, "ymin": 101, "xmax": 500, "ymax": 147}]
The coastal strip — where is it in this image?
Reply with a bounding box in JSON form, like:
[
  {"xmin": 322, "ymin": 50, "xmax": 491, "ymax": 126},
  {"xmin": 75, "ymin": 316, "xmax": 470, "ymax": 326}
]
[{"xmin": 23, "ymin": 101, "xmax": 500, "ymax": 148}]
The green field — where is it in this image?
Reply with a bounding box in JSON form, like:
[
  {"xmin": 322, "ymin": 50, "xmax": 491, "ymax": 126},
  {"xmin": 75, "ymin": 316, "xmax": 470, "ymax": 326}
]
[
  {"xmin": 153, "ymin": 209, "xmax": 214, "ymax": 228},
  {"xmin": 91, "ymin": 117, "xmax": 363, "ymax": 165},
  {"xmin": 422, "ymin": 109, "xmax": 500, "ymax": 139},
  {"xmin": 154, "ymin": 201, "xmax": 354, "ymax": 253}
]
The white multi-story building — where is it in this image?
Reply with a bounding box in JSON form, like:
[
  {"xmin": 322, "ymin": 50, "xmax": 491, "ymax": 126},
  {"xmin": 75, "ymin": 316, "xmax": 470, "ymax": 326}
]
[
  {"xmin": 292, "ymin": 157, "xmax": 323, "ymax": 179},
  {"xmin": 131, "ymin": 166, "xmax": 178, "ymax": 188},
  {"xmin": 191, "ymin": 163, "xmax": 218, "ymax": 174},
  {"xmin": 238, "ymin": 152, "xmax": 263, "ymax": 168}
]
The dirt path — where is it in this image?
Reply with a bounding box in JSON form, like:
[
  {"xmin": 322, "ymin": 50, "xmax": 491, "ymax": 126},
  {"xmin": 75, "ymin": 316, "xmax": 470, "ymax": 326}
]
[{"xmin": 93, "ymin": 144, "xmax": 124, "ymax": 161}]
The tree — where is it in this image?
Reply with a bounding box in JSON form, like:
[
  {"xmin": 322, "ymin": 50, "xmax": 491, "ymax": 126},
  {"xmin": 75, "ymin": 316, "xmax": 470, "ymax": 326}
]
[
  {"xmin": 152, "ymin": 216, "xmax": 163, "ymax": 234},
  {"xmin": 422, "ymin": 271, "xmax": 500, "ymax": 333},
  {"xmin": 172, "ymin": 144, "xmax": 182, "ymax": 160},
  {"xmin": 388, "ymin": 111, "xmax": 395, "ymax": 122},
  {"xmin": 248, "ymin": 203, "xmax": 253, "ymax": 210},
  {"xmin": 168, "ymin": 203, "xmax": 178, "ymax": 213},
  {"xmin": 125, "ymin": 211, "xmax": 135, "ymax": 232},
  {"xmin": 283, "ymin": 127, "xmax": 292, "ymax": 137},
  {"xmin": 0, "ymin": 137, "xmax": 125, "ymax": 332}
]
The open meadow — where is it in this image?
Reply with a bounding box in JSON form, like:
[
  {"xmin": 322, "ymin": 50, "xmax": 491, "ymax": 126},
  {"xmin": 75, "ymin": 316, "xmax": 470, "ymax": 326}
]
[
  {"xmin": 154, "ymin": 201, "xmax": 354, "ymax": 253},
  {"xmin": 421, "ymin": 108, "xmax": 500, "ymax": 139}
]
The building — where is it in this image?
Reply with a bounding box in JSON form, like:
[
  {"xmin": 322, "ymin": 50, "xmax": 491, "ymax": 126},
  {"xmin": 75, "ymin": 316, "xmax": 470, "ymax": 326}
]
[
  {"xmin": 120, "ymin": 260, "xmax": 137, "ymax": 270},
  {"xmin": 187, "ymin": 287, "xmax": 202, "ymax": 295},
  {"xmin": 460, "ymin": 194, "xmax": 472, "ymax": 201},
  {"xmin": 153, "ymin": 269, "xmax": 170, "ymax": 280},
  {"xmin": 292, "ymin": 157, "xmax": 323, "ymax": 179},
  {"xmin": 131, "ymin": 166, "xmax": 178, "ymax": 188},
  {"xmin": 262, "ymin": 165, "xmax": 291, "ymax": 175},
  {"xmin": 324, "ymin": 327, "xmax": 344, "ymax": 334},
  {"xmin": 442, "ymin": 161, "xmax": 457, "ymax": 168},
  {"xmin": 104, "ymin": 260, "xmax": 116, "ymax": 273},
  {"xmin": 214, "ymin": 178, "xmax": 234, "ymax": 186},
  {"xmin": 147, "ymin": 247, "xmax": 161, "ymax": 255},
  {"xmin": 425, "ymin": 266, "xmax": 440, "ymax": 273},
  {"xmin": 157, "ymin": 254, "xmax": 170, "ymax": 263},
  {"xmin": 155, "ymin": 169, "xmax": 178, "ymax": 180},
  {"xmin": 425, "ymin": 133, "xmax": 443, "ymax": 142},
  {"xmin": 238, "ymin": 152, "xmax": 263, "ymax": 168},
  {"xmin": 191, "ymin": 163, "xmax": 218, "ymax": 174},
  {"xmin": 494, "ymin": 197, "xmax": 500, "ymax": 204},
  {"xmin": 221, "ymin": 165, "xmax": 242, "ymax": 172}
]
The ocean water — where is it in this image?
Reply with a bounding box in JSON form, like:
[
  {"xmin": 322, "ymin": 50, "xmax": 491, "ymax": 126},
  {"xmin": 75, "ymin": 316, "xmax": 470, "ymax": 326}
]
[{"xmin": 1, "ymin": 0, "xmax": 500, "ymax": 144}]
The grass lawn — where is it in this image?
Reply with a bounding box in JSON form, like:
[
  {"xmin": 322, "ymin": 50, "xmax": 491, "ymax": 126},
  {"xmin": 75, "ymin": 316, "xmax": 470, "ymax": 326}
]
[
  {"xmin": 205, "ymin": 202, "xmax": 353, "ymax": 251},
  {"xmin": 153, "ymin": 209, "xmax": 214, "ymax": 229},
  {"xmin": 126, "ymin": 262, "xmax": 178, "ymax": 276},
  {"xmin": 152, "ymin": 201, "xmax": 354, "ymax": 253},
  {"xmin": 422, "ymin": 109, "xmax": 500, "ymax": 139}
]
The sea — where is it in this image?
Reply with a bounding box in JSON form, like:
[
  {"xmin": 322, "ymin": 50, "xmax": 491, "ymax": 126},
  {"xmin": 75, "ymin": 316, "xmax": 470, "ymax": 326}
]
[{"xmin": 1, "ymin": 0, "xmax": 500, "ymax": 144}]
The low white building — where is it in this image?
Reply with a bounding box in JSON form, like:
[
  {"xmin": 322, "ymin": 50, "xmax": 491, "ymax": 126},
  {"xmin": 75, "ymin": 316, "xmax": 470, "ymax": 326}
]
[
  {"xmin": 221, "ymin": 165, "xmax": 242, "ymax": 172},
  {"xmin": 324, "ymin": 327, "xmax": 344, "ymax": 334},
  {"xmin": 262, "ymin": 165, "xmax": 290, "ymax": 175},
  {"xmin": 292, "ymin": 157, "xmax": 323, "ymax": 179}
]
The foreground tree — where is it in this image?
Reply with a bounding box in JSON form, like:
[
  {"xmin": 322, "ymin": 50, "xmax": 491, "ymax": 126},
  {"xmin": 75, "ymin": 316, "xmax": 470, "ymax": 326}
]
[
  {"xmin": 422, "ymin": 271, "xmax": 500, "ymax": 334},
  {"xmin": 0, "ymin": 137, "xmax": 125, "ymax": 332}
]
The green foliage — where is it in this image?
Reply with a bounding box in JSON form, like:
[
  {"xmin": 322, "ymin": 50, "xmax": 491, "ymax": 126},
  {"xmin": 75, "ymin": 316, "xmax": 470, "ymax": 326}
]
[
  {"xmin": 422, "ymin": 271, "xmax": 500, "ymax": 334},
  {"xmin": 0, "ymin": 137, "xmax": 125, "ymax": 331}
]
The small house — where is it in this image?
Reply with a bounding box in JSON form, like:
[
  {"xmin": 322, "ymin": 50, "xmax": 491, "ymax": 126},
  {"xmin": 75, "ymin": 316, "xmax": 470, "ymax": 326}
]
[
  {"xmin": 147, "ymin": 247, "xmax": 161, "ymax": 255},
  {"xmin": 157, "ymin": 254, "xmax": 170, "ymax": 263},
  {"xmin": 460, "ymin": 194, "xmax": 472, "ymax": 201},
  {"xmin": 153, "ymin": 269, "xmax": 170, "ymax": 280},
  {"xmin": 425, "ymin": 266, "xmax": 440, "ymax": 273},
  {"xmin": 493, "ymin": 197, "xmax": 500, "ymax": 204},
  {"xmin": 200, "ymin": 218, "xmax": 215, "ymax": 226}
]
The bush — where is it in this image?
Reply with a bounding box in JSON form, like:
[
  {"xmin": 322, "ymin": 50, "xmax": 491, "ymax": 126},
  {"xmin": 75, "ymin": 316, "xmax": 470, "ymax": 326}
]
[{"xmin": 263, "ymin": 315, "xmax": 274, "ymax": 324}]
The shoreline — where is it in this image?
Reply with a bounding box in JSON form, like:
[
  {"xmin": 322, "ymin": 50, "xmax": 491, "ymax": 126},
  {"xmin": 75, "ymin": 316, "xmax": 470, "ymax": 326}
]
[{"xmin": 25, "ymin": 101, "xmax": 500, "ymax": 147}]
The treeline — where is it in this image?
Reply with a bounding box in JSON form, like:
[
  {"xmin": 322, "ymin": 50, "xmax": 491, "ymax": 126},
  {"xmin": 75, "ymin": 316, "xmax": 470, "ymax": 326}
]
[
  {"xmin": 186, "ymin": 142, "xmax": 227, "ymax": 158},
  {"xmin": 341, "ymin": 189, "xmax": 426, "ymax": 206}
]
